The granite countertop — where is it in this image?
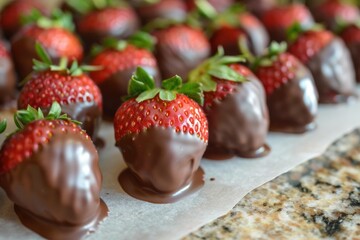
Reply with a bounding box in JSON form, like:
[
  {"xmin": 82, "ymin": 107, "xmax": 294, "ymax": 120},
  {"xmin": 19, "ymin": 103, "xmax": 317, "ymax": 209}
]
[{"xmin": 184, "ymin": 129, "xmax": 360, "ymax": 239}]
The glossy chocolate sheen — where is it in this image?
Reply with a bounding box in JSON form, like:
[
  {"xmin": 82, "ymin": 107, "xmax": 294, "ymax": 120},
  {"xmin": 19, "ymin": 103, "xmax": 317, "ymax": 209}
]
[
  {"xmin": 267, "ymin": 62, "xmax": 318, "ymax": 134},
  {"xmin": 0, "ymin": 132, "xmax": 108, "ymax": 239},
  {"xmin": 204, "ymin": 77, "xmax": 270, "ymax": 160},
  {"xmin": 155, "ymin": 39, "xmax": 210, "ymax": 80},
  {"xmin": 99, "ymin": 65, "xmax": 161, "ymax": 119},
  {"xmin": 344, "ymin": 41, "xmax": 360, "ymax": 83},
  {"xmin": 136, "ymin": 0, "xmax": 187, "ymax": 24},
  {"xmin": 307, "ymin": 37, "xmax": 357, "ymax": 103},
  {"xmin": 0, "ymin": 56, "xmax": 16, "ymax": 109},
  {"xmin": 117, "ymin": 127, "xmax": 207, "ymax": 203}
]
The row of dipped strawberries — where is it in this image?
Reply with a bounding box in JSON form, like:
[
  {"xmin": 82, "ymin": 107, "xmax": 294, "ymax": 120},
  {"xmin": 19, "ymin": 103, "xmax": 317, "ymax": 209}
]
[{"xmin": 0, "ymin": 0, "xmax": 360, "ymax": 239}]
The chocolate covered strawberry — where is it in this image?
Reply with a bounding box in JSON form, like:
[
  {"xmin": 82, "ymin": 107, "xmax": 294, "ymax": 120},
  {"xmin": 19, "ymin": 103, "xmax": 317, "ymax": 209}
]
[
  {"xmin": 66, "ymin": 0, "xmax": 140, "ymax": 50},
  {"xmin": 261, "ymin": 3, "xmax": 314, "ymax": 42},
  {"xmin": 339, "ymin": 23, "xmax": 360, "ymax": 82},
  {"xmin": 248, "ymin": 42, "xmax": 318, "ymax": 133},
  {"xmin": 151, "ymin": 22, "xmax": 210, "ymax": 80},
  {"xmin": 0, "ymin": 41, "xmax": 16, "ymax": 110},
  {"xmin": 11, "ymin": 9, "xmax": 83, "ymax": 80},
  {"xmin": 205, "ymin": 3, "xmax": 269, "ymax": 56},
  {"xmin": 311, "ymin": 0, "xmax": 360, "ymax": 31},
  {"xmin": 0, "ymin": 0, "xmax": 47, "ymax": 39},
  {"xmin": 115, "ymin": 67, "xmax": 207, "ymax": 203},
  {"xmin": 134, "ymin": 0, "xmax": 187, "ymax": 24},
  {"xmin": 189, "ymin": 49, "xmax": 270, "ymax": 159},
  {"xmin": 18, "ymin": 44, "xmax": 102, "ymax": 142},
  {"xmin": 238, "ymin": 0, "xmax": 276, "ymax": 18},
  {"xmin": 90, "ymin": 32, "xmax": 161, "ymax": 118},
  {"xmin": 0, "ymin": 102, "xmax": 108, "ymax": 239},
  {"xmin": 287, "ymin": 24, "xmax": 357, "ymax": 103}
]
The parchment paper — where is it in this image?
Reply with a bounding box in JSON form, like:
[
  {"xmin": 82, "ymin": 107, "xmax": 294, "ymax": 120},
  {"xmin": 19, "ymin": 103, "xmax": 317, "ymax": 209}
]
[{"xmin": 0, "ymin": 97, "xmax": 360, "ymax": 240}]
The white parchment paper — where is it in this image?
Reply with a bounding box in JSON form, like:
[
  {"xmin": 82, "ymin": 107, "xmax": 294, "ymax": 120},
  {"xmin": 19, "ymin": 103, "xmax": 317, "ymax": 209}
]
[{"xmin": 0, "ymin": 98, "xmax": 360, "ymax": 240}]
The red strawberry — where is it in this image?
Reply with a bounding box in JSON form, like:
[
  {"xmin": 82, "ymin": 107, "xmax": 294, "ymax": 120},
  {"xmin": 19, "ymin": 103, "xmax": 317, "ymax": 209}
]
[
  {"xmin": 152, "ymin": 24, "xmax": 210, "ymax": 80},
  {"xmin": 134, "ymin": 0, "xmax": 187, "ymax": 24},
  {"xmin": 288, "ymin": 26, "xmax": 356, "ymax": 103},
  {"xmin": 185, "ymin": 0, "xmax": 234, "ymax": 13},
  {"xmin": 11, "ymin": 10, "xmax": 83, "ymax": 79},
  {"xmin": 261, "ymin": 3, "xmax": 314, "ymax": 41},
  {"xmin": 90, "ymin": 33, "xmax": 161, "ymax": 118},
  {"xmin": 339, "ymin": 24, "xmax": 360, "ymax": 82},
  {"xmin": 188, "ymin": 49, "xmax": 270, "ymax": 159},
  {"xmin": 114, "ymin": 67, "xmax": 207, "ymax": 203},
  {"xmin": 209, "ymin": 6, "xmax": 269, "ymax": 56},
  {"xmin": 311, "ymin": 0, "xmax": 360, "ymax": 31},
  {"xmin": 0, "ymin": 41, "xmax": 16, "ymax": 109},
  {"xmin": 0, "ymin": 103, "xmax": 108, "ymax": 239},
  {"xmin": 18, "ymin": 44, "xmax": 102, "ymax": 142},
  {"xmin": 73, "ymin": 1, "xmax": 140, "ymax": 49},
  {"xmin": 238, "ymin": 0, "xmax": 276, "ymax": 18},
  {"xmin": 250, "ymin": 42, "xmax": 318, "ymax": 133},
  {"xmin": 0, "ymin": 0, "xmax": 47, "ymax": 39}
]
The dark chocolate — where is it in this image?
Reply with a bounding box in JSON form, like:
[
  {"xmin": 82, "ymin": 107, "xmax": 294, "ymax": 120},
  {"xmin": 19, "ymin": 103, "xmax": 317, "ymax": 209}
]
[
  {"xmin": 135, "ymin": 0, "xmax": 187, "ymax": 24},
  {"xmin": 344, "ymin": 41, "xmax": 360, "ymax": 83},
  {"xmin": 306, "ymin": 37, "xmax": 357, "ymax": 103},
  {"xmin": 239, "ymin": 0, "xmax": 276, "ymax": 18},
  {"xmin": 117, "ymin": 127, "xmax": 207, "ymax": 204},
  {"xmin": 267, "ymin": 62, "xmax": 318, "ymax": 134},
  {"xmin": 98, "ymin": 66, "xmax": 161, "ymax": 119},
  {"xmin": 0, "ymin": 56, "xmax": 16, "ymax": 110},
  {"xmin": 204, "ymin": 77, "xmax": 270, "ymax": 160},
  {"xmin": 267, "ymin": 17, "xmax": 314, "ymax": 42},
  {"xmin": 0, "ymin": 132, "xmax": 108, "ymax": 239}
]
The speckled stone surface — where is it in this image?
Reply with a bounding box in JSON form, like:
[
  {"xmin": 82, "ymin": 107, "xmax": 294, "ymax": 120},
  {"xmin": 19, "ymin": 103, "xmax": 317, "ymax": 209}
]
[{"xmin": 184, "ymin": 129, "xmax": 360, "ymax": 240}]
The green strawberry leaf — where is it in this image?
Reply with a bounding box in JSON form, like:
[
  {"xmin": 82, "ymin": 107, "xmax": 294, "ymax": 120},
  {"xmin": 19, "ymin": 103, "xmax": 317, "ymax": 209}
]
[
  {"xmin": 136, "ymin": 88, "xmax": 160, "ymax": 102},
  {"xmin": 161, "ymin": 75, "xmax": 182, "ymax": 90},
  {"xmin": 0, "ymin": 119, "xmax": 7, "ymax": 134},
  {"xmin": 35, "ymin": 42, "xmax": 51, "ymax": 65},
  {"xmin": 199, "ymin": 74, "xmax": 217, "ymax": 92},
  {"xmin": 208, "ymin": 65, "xmax": 246, "ymax": 82},
  {"xmin": 128, "ymin": 31, "xmax": 156, "ymax": 52},
  {"xmin": 178, "ymin": 82, "xmax": 204, "ymax": 105},
  {"xmin": 47, "ymin": 101, "xmax": 62, "ymax": 119},
  {"xmin": 159, "ymin": 90, "xmax": 176, "ymax": 101}
]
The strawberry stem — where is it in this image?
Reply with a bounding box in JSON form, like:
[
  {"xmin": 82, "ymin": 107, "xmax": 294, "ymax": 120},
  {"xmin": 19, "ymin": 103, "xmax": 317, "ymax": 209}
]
[
  {"xmin": 127, "ymin": 67, "xmax": 204, "ymax": 105},
  {"xmin": 0, "ymin": 119, "xmax": 6, "ymax": 134}
]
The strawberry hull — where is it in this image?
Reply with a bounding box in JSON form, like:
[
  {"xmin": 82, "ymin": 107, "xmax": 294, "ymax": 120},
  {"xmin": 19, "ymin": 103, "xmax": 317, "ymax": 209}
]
[
  {"xmin": 267, "ymin": 62, "xmax": 318, "ymax": 134},
  {"xmin": 306, "ymin": 38, "xmax": 357, "ymax": 103},
  {"xmin": 97, "ymin": 66, "xmax": 161, "ymax": 119},
  {"xmin": 204, "ymin": 77, "xmax": 270, "ymax": 160},
  {"xmin": 0, "ymin": 53, "xmax": 16, "ymax": 110},
  {"xmin": 0, "ymin": 131, "xmax": 108, "ymax": 239},
  {"xmin": 117, "ymin": 127, "xmax": 207, "ymax": 204}
]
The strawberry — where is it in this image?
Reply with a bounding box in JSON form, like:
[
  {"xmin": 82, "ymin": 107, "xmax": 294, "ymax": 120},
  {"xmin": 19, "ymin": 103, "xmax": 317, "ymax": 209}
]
[
  {"xmin": 18, "ymin": 44, "xmax": 102, "ymax": 142},
  {"xmin": 206, "ymin": 4, "xmax": 269, "ymax": 56},
  {"xmin": 248, "ymin": 42, "xmax": 318, "ymax": 133},
  {"xmin": 188, "ymin": 48, "xmax": 270, "ymax": 159},
  {"xmin": 0, "ymin": 0, "xmax": 47, "ymax": 39},
  {"xmin": 90, "ymin": 32, "xmax": 161, "ymax": 118},
  {"xmin": 114, "ymin": 67, "xmax": 207, "ymax": 203},
  {"xmin": 238, "ymin": 0, "xmax": 276, "ymax": 18},
  {"xmin": 311, "ymin": 0, "xmax": 360, "ymax": 31},
  {"xmin": 11, "ymin": 9, "xmax": 83, "ymax": 79},
  {"xmin": 185, "ymin": 0, "xmax": 234, "ymax": 13},
  {"xmin": 66, "ymin": 0, "xmax": 140, "ymax": 49},
  {"xmin": 0, "ymin": 102, "xmax": 108, "ymax": 239},
  {"xmin": 261, "ymin": 3, "xmax": 314, "ymax": 42},
  {"xmin": 339, "ymin": 23, "xmax": 360, "ymax": 82},
  {"xmin": 0, "ymin": 41, "xmax": 16, "ymax": 110},
  {"xmin": 287, "ymin": 24, "xmax": 356, "ymax": 103},
  {"xmin": 134, "ymin": 0, "xmax": 187, "ymax": 24},
  {"xmin": 151, "ymin": 23, "xmax": 210, "ymax": 80}
]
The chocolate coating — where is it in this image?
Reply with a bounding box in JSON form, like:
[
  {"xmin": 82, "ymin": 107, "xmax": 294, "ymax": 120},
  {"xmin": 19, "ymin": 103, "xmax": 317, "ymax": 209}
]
[
  {"xmin": 99, "ymin": 66, "xmax": 161, "ymax": 119},
  {"xmin": 0, "ymin": 55, "xmax": 16, "ymax": 110},
  {"xmin": 204, "ymin": 77, "xmax": 270, "ymax": 160},
  {"xmin": 239, "ymin": 0, "xmax": 276, "ymax": 18},
  {"xmin": 343, "ymin": 40, "xmax": 360, "ymax": 83},
  {"xmin": 0, "ymin": 132, "xmax": 108, "ymax": 239},
  {"xmin": 267, "ymin": 62, "xmax": 318, "ymax": 133},
  {"xmin": 117, "ymin": 127, "xmax": 207, "ymax": 203},
  {"xmin": 306, "ymin": 37, "xmax": 357, "ymax": 103},
  {"xmin": 135, "ymin": 0, "xmax": 187, "ymax": 24}
]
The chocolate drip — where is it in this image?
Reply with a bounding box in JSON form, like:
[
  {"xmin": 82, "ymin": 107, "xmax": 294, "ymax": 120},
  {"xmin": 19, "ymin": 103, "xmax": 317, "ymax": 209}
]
[
  {"xmin": 0, "ymin": 132, "xmax": 108, "ymax": 239},
  {"xmin": 267, "ymin": 62, "xmax": 318, "ymax": 133},
  {"xmin": 99, "ymin": 66, "xmax": 161, "ymax": 119},
  {"xmin": 204, "ymin": 77, "xmax": 270, "ymax": 160},
  {"xmin": 306, "ymin": 37, "xmax": 357, "ymax": 103},
  {"xmin": 0, "ymin": 56, "xmax": 16, "ymax": 110},
  {"xmin": 117, "ymin": 127, "xmax": 207, "ymax": 203}
]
